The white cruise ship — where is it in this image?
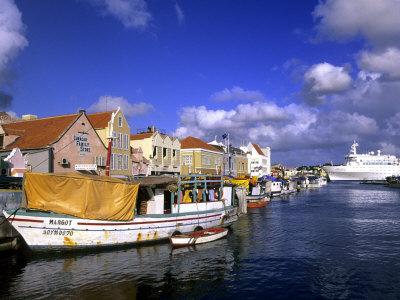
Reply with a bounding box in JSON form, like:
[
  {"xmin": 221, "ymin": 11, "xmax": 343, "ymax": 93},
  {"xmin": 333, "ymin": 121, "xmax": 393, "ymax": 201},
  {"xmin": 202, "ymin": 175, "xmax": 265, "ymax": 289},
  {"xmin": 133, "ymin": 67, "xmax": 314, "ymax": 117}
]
[{"xmin": 323, "ymin": 141, "xmax": 400, "ymax": 181}]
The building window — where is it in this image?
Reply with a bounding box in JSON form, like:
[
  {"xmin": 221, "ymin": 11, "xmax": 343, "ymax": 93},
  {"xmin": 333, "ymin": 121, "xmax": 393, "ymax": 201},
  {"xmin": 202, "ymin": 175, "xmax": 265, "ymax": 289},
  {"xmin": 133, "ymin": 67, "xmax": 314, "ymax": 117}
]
[
  {"xmin": 118, "ymin": 133, "xmax": 123, "ymax": 149},
  {"xmin": 112, "ymin": 132, "xmax": 117, "ymax": 148},
  {"xmin": 202, "ymin": 155, "xmax": 211, "ymax": 165},
  {"xmin": 0, "ymin": 135, "xmax": 3, "ymax": 148},
  {"xmin": 123, "ymin": 154, "xmax": 129, "ymax": 170},
  {"xmin": 163, "ymin": 148, "xmax": 167, "ymax": 158},
  {"xmin": 117, "ymin": 154, "xmax": 122, "ymax": 170},
  {"xmin": 183, "ymin": 155, "xmax": 192, "ymax": 165},
  {"xmin": 153, "ymin": 147, "xmax": 157, "ymax": 159},
  {"xmin": 118, "ymin": 116, "xmax": 123, "ymax": 127},
  {"xmin": 111, "ymin": 153, "xmax": 115, "ymax": 170},
  {"xmin": 124, "ymin": 134, "xmax": 129, "ymax": 150}
]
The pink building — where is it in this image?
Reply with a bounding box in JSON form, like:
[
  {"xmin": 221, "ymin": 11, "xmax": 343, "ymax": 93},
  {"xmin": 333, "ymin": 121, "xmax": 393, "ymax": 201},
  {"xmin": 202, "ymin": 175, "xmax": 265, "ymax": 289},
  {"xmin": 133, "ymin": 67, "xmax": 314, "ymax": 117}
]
[
  {"xmin": 131, "ymin": 147, "xmax": 149, "ymax": 175},
  {"xmin": 0, "ymin": 111, "xmax": 107, "ymax": 175}
]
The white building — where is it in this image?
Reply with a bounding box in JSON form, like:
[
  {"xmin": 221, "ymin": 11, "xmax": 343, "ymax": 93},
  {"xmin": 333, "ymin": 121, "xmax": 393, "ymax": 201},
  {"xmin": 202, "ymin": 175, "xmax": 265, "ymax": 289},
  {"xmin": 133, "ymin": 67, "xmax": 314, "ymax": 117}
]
[{"xmin": 240, "ymin": 142, "xmax": 271, "ymax": 177}]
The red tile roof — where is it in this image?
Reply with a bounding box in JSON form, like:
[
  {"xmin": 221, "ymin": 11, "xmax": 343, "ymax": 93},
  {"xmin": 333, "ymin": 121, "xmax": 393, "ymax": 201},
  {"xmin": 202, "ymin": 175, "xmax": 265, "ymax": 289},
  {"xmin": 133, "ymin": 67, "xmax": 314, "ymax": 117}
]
[
  {"xmin": 252, "ymin": 143, "xmax": 264, "ymax": 155},
  {"xmin": 2, "ymin": 114, "xmax": 79, "ymax": 150},
  {"xmin": 181, "ymin": 136, "xmax": 222, "ymax": 152},
  {"xmin": 130, "ymin": 133, "xmax": 153, "ymax": 141},
  {"xmin": 86, "ymin": 111, "xmax": 114, "ymax": 128}
]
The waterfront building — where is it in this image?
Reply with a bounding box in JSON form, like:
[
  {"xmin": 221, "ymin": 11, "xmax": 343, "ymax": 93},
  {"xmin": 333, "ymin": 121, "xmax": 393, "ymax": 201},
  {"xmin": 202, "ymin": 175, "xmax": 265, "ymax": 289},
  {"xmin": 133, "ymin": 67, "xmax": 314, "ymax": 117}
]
[
  {"xmin": 131, "ymin": 147, "xmax": 149, "ymax": 176},
  {"xmin": 130, "ymin": 126, "xmax": 180, "ymax": 175},
  {"xmin": 87, "ymin": 108, "xmax": 131, "ymax": 178},
  {"xmin": 0, "ymin": 111, "xmax": 107, "ymax": 175},
  {"xmin": 181, "ymin": 136, "xmax": 223, "ymax": 175},
  {"xmin": 235, "ymin": 149, "xmax": 249, "ymax": 177},
  {"xmin": 3, "ymin": 148, "xmax": 29, "ymax": 177},
  {"xmin": 208, "ymin": 137, "xmax": 249, "ymax": 176},
  {"xmin": 240, "ymin": 142, "xmax": 271, "ymax": 177}
]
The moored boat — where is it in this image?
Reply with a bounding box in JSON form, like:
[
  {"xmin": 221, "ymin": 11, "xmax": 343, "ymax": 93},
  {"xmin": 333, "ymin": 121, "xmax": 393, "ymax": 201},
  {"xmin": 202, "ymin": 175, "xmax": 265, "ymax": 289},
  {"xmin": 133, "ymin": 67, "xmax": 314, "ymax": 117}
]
[
  {"xmin": 323, "ymin": 141, "xmax": 400, "ymax": 181},
  {"xmin": 247, "ymin": 201, "xmax": 266, "ymax": 208},
  {"xmin": 3, "ymin": 173, "xmax": 239, "ymax": 249},
  {"xmin": 169, "ymin": 227, "xmax": 228, "ymax": 247}
]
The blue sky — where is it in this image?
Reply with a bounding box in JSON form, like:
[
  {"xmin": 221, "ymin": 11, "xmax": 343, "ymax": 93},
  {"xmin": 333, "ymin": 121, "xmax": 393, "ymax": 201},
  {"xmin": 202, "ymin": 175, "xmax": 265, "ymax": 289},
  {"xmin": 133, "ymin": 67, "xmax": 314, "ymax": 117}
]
[{"xmin": 1, "ymin": 0, "xmax": 400, "ymax": 167}]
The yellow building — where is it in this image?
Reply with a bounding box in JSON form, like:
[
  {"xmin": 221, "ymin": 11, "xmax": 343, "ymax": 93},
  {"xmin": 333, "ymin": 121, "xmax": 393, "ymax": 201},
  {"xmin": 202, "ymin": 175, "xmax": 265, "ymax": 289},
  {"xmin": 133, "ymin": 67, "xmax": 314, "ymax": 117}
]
[
  {"xmin": 180, "ymin": 136, "xmax": 223, "ymax": 175},
  {"xmin": 130, "ymin": 126, "xmax": 180, "ymax": 175},
  {"xmin": 236, "ymin": 154, "xmax": 249, "ymax": 177},
  {"xmin": 87, "ymin": 108, "xmax": 131, "ymax": 177}
]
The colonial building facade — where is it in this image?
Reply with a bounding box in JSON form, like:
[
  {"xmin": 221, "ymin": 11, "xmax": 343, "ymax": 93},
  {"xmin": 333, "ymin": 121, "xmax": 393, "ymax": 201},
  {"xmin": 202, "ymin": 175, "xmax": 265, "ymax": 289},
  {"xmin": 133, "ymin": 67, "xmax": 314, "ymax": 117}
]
[
  {"xmin": 0, "ymin": 111, "xmax": 107, "ymax": 175},
  {"xmin": 241, "ymin": 142, "xmax": 271, "ymax": 177},
  {"xmin": 181, "ymin": 136, "xmax": 223, "ymax": 175},
  {"xmin": 87, "ymin": 108, "xmax": 131, "ymax": 178},
  {"xmin": 130, "ymin": 127, "xmax": 180, "ymax": 175}
]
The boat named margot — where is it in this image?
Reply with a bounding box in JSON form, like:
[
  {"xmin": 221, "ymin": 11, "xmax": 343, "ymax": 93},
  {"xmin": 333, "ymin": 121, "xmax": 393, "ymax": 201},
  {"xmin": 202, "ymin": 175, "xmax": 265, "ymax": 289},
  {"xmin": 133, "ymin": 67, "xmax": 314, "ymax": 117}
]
[
  {"xmin": 323, "ymin": 141, "xmax": 400, "ymax": 181},
  {"xmin": 3, "ymin": 173, "xmax": 239, "ymax": 249}
]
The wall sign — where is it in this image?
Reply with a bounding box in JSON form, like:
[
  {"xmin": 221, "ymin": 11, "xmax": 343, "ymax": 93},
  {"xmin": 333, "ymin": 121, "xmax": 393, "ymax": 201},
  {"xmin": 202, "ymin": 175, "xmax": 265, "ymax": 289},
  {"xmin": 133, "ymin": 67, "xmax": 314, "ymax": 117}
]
[
  {"xmin": 75, "ymin": 164, "xmax": 97, "ymax": 170},
  {"xmin": 74, "ymin": 133, "xmax": 92, "ymax": 156}
]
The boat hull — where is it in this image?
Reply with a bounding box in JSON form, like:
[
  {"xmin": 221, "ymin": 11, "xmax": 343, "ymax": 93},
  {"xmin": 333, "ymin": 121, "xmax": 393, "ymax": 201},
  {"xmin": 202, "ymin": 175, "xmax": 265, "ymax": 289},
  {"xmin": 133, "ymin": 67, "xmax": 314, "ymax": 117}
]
[
  {"xmin": 169, "ymin": 228, "xmax": 228, "ymax": 246},
  {"xmin": 3, "ymin": 207, "xmax": 238, "ymax": 249},
  {"xmin": 247, "ymin": 201, "xmax": 266, "ymax": 208},
  {"xmin": 323, "ymin": 166, "xmax": 400, "ymax": 181}
]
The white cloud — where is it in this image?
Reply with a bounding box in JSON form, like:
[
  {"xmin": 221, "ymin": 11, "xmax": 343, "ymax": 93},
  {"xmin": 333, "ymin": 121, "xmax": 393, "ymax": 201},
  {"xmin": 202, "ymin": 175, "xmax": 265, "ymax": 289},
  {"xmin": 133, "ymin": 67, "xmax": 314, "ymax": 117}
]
[
  {"xmin": 175, "ymin": 3, "xmax": 184, "ymax": 24},
  {"xmin": 173, "ymin": 84, "xmax": 388, "ymax": 166},
  {"xmin": 358, "ymin": 47, "xmax": 400, "ymax": 80},
  {"xmin": 87, "ymin": 0, "xmax": 152, "ymax": 30},
  {"xmin": 301, "ymin": 63, "xmax": 353, "ymax": 106},
  {"xmin": 330, "ymin": 70, "xmax": 400, "ymax": 122},
  {"xmin": 87, "ymin": 95, "xmax": 154, "ymax": 117},
  {"xmin": 235, "ymin": 102, "xmax": 289, "ymax": 122},
  {"xmin": 0, "ymin": 0, "xmax": 28, "ymax": 107},
  {"xmin": 313, "ymin": 0, "xmax": 400, "ymax": 47},
  {"xmin": 5, "ymin": 110, "xmax": 19, "ymax": 119},
  {"xmin": 211, "ymin": 86, "xmax": 265, "ymax": 102}
]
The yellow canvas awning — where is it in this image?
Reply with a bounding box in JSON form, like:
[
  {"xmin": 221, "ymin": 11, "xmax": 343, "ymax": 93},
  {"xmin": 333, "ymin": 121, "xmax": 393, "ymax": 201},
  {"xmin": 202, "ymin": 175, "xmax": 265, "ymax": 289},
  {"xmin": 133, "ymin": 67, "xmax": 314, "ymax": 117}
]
[
  {"xmin": 23, "ymin": 173, "xmax": 139, "ymax": 221},
  {"xmin": 231, "ymin": 179, "xmax": 250, "ymax": 192}
]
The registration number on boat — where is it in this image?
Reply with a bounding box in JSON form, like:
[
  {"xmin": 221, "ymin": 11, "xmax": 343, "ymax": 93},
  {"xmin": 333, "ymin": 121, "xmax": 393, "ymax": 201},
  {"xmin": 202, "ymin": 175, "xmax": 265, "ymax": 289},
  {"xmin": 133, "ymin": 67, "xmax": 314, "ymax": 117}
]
[{"xmin": 42, "ymin": 229, "xmax": 74, "ymax": 236}]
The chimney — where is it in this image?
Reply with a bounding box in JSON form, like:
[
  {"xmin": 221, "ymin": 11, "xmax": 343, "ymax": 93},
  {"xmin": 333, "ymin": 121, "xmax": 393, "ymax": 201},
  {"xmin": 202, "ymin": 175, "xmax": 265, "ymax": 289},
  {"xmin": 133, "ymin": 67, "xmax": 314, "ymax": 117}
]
[
  {"xmin": 22, "ymin": 114, "xmax": 38, "ymax": 120},
  {"xmin": 147, "ymin": 126, "xmax": 156, "ymax": 133}
]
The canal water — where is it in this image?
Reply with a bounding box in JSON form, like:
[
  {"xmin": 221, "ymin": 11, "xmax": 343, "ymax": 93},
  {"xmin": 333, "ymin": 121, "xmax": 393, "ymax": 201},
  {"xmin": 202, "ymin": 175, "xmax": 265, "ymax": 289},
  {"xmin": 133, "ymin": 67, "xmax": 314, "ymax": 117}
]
[{"xmin": 2, "ymin": 182, "xmax": 400, "ymax": 299}]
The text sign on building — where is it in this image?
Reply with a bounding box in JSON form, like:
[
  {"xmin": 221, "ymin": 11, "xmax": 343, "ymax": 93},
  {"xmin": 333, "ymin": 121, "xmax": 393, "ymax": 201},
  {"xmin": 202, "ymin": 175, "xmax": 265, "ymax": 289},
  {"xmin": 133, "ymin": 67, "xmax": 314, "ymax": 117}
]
[
  {"xmin": 74, "ymin": 133, "xmax": 92, "ymax": 156},
  {"xmin": 75, "ymin": 164, "xmax": 97, "ymax": 170}
]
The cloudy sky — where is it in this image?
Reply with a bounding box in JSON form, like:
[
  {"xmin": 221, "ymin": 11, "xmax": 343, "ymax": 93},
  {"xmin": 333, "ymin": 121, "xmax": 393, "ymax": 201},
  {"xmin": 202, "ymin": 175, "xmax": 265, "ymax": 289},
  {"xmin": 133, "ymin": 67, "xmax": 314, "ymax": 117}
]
[{"xmin": 1, "ymin": 0, "xmax": 400, "ymax": 167}]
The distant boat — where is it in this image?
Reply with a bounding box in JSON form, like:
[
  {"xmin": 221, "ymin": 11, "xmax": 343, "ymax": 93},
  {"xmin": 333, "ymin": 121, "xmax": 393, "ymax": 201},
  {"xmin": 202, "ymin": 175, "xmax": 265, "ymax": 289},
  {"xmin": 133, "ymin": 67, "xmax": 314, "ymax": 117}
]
[
  {"xmin": 169, "ymin": 227, "xmax": 228, "ymax": 247},
  {"xmin": 323, "ymin": 141, "xmax": 400, "ymax": 181}
]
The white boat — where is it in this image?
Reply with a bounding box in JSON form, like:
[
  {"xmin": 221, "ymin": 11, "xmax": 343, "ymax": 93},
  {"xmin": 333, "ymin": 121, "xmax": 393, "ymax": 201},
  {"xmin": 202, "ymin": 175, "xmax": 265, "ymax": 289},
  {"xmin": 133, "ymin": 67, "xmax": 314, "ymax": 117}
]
[
  {"xmin": 246, "ymin": 186, "xmax": 269, "ymax": 203},
  {"xmin": 295, "ymin": 177, "xmax": 309, "ymax": 190},
  {"xmin": 308, "ymin": 176, "xmax": 322, "ymax": 188},
  {"xmin": 270, "ymin": 181, "xmax": 282, "ymax": 197},
  {"xmin": 3, "ymin": 173, "xmax": 239, "ymax": 249},
  {"xmin": 323, "ymin": 141, "xmax": 400, "ymax": 181},
  {"xmin": 169, "ymin": 227, "xmax": 228, "ymax": 247},
  {"xmin": 281, "ymin": 181, "xmax": 296, "ymax": 194}
]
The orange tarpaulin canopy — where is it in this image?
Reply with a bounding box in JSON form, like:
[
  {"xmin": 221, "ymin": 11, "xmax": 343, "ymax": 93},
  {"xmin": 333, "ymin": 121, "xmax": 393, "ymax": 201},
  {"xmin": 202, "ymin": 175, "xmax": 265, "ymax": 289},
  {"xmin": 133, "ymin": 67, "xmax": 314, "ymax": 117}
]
[{"xmin": 23, "ymin": 173, "xmax": 139, "ymax": 221}]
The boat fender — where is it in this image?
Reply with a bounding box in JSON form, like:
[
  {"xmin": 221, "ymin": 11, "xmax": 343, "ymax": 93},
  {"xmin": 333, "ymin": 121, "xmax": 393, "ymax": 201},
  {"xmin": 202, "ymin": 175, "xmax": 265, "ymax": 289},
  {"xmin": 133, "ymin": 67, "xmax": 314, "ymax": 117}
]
[
  {"xmin": 171, "ymin": 231, "xmax": 182, "ymax": 236},
  {"xmin": 194, "ymin": 226, "xmax": 203, "ymax": 232}
]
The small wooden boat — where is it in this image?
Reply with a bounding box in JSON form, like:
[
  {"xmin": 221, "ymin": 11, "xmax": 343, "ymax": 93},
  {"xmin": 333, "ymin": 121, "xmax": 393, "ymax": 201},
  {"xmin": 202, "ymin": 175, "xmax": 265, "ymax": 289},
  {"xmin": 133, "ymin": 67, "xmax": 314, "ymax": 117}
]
[
  {"xmin": 247, "ymin": 201, "xmax": 266, "ymax": 208},
  {"xmin": 169, "ymin": 227, "xmax": 228, "ymax": 247}
]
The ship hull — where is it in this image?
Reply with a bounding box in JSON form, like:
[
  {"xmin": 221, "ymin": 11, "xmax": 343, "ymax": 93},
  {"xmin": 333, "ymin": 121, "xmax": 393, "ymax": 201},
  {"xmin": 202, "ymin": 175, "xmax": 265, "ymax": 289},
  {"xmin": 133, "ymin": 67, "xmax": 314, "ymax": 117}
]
[{"xmin": 323, "ymin": 166, "xmax": 400, "ymax": 181}]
